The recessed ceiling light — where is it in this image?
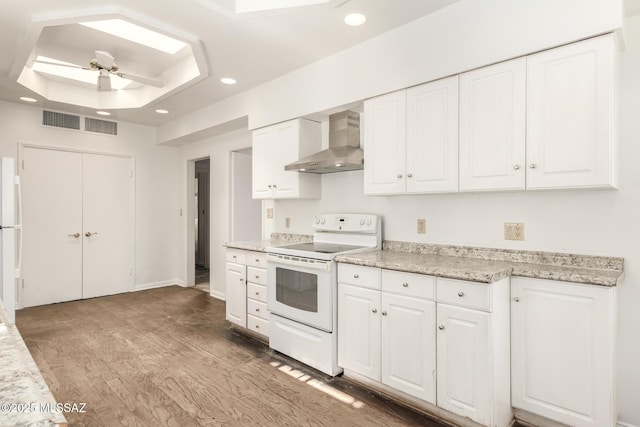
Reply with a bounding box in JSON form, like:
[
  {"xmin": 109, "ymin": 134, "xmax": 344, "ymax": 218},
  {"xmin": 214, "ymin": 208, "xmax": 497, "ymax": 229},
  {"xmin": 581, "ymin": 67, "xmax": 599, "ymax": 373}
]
[
  {"xmin": 96, "ymin": 111, "xmax": 111, "ymax": 116},
  {"xmin": 220, "ymin": 77, "xmax": 237, "ymax": 85},
  {"xmin": 344, "ymin": 13, "xmax": 366, "ymax": 26},
  {"xmin": 80, "ymin": 19, "xmax": 187, "ymax": 55},
  {"xmin": 155, "ymin": 109, "xmax": 169, "ymax": 114},
  {"xmin": 19, "ymin": 97, "xmax": 37, "ymax": 103},
  {"xmin": 32, "ymin": 56, "xmax": 132, "ymax": 90}
]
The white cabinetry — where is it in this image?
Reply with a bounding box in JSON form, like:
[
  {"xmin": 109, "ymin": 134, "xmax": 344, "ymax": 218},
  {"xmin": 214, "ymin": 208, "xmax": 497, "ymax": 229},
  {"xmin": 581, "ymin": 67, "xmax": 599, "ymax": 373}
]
[
  {"xmin": 526, "ymin": 35, "xmax": 616, "ymax": 189},
  {"xmin": 338, "ymin": 266, "xmax": 436, "ymax": 404},
  {"xmin": 252, "ymin": 118, "xmax": 321, "ymax": 199},
  {"xmin": 436, "ymin": 277, "xmax": 511, "ymax": 427},
  {"xmin": 225, "ymin": 248, "xmax": 269, "ymax": 339},
  {"xmin": 459, "ymin": 58, "xmax": 526, "ymax": 191},
  {"xmin": 511, "ymin": 277, "xmax": 617, "ymax": 427},
  {"xmin": 364, "ymin": 76, "xmax": 459, "ymax": 195}
]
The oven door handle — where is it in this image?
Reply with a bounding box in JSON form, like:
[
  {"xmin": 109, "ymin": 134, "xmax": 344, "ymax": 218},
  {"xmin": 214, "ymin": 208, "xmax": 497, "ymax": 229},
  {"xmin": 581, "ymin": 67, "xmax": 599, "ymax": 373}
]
[{"xmin": 266, "ymin": 254, "xmax": 332, "ymax": 272}]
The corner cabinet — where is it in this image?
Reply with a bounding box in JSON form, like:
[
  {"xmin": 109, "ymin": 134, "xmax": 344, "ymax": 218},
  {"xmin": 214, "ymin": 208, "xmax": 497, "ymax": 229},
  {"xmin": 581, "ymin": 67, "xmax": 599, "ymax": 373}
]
[
  {"xmin": 252, "ymin": 118, "xmax": 322, "ymax": 199},
  {"xmin": 225, "ymin": 248, "xmax": 269, "ymax": 340},
  {"xmin": 364, "ymin": 76, "xmax": 459, "ymax": 195},
  {"xmin": 511, "ymin": 277, "xmax": 617, "ymax": 427}
]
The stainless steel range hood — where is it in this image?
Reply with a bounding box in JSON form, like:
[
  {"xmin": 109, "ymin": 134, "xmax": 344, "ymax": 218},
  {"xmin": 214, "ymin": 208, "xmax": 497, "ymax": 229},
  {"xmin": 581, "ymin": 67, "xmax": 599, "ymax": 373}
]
[{"xmin": 285, "ymin": 110, "xmax": 362, "ymax": 174}]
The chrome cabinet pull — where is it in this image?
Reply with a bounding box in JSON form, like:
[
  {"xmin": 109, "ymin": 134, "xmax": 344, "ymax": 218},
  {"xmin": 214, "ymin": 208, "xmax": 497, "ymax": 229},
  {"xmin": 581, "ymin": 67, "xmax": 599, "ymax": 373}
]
[
  {"xmin": 372, "ymin": 308, "xmax": 377, "ymax": 314},
  {"xmin": 353, "ymin": 274, "xmax": 359, "ymax": 279},
  {"xmin": 514, "ymin": 297, "xmax": 520, "ymax": 302},
  {"xmin": 438, "ymin": 325, "xmax": 445, "ymax": 330},
  {"xmin": 68, "ymin": 233, "xmax": 80, "ymax": 238},
  {"xmin": 458, "ymin": 291, "xmax": 464, "ymax": 297},
  {"xmin": 255, "ymin": 292, "xmax": 260, "ymax": 296},
  {"xmin": 381, "ymin": 311, "xmax": 387, "ymax": 316},
  {"xmin": 397, "ymin": 174, "xmax": 403, "ymax": 179},
  {"xmin": 407, "ymin": 173, "xmax": 413, "ymax": 178},
  {"xmin": 529, "ymin": 163, "xmax": 537, "ymax": 169},
  {"xmin": 402, "ymin": 282, "xmax": 409, "ymax": 288},
  {"xmin": 255, "ymin": 308, "xmax": 260, "ymax": 312},
  {"xmin": 513, "ymin": 165, "xmax": 521, "ymax": 170},
  {"xmin": 85, "ymin": 231, "xmax": 98, "ymax": 237}
]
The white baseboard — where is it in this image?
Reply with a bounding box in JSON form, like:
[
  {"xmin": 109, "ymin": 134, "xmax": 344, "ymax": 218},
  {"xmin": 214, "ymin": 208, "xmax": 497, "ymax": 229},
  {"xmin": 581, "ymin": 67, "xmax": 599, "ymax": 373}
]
[
  {"xmin": 618, "ymin": 422, "xmax": 638, "ymax": 427},
  {"xmin": 210, "ymin": 290, "xmax": 225, "ymax": 301},
  {"xmin": 135, "ymin": 280, "xmax": 182, "ymax": 291}
]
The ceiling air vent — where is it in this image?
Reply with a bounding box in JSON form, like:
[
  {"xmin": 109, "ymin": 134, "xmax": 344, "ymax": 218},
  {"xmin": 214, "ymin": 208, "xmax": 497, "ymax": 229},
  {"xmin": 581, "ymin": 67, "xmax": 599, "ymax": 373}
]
[
  {"xmin": 85, "ymin": 117, "xmax": 118, "ymax": 136},
  {"xmin": 42, "ymin": 110, "xmax": 80, "ymax": 130}
]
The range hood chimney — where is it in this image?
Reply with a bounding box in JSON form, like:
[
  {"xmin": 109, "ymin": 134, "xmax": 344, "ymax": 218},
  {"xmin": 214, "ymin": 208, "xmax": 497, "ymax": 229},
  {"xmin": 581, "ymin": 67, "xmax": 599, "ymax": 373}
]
[{"xmin": 284, "ymin": 110, "xmax": 363, "ymax": 174}]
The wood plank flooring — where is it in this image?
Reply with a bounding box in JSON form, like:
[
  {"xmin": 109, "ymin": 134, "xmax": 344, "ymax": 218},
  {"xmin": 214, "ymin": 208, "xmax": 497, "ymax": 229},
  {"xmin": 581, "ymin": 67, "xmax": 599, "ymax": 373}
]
[{"xmin": 16, "ymin": 286, "xmax": 451, "ymax": 427}]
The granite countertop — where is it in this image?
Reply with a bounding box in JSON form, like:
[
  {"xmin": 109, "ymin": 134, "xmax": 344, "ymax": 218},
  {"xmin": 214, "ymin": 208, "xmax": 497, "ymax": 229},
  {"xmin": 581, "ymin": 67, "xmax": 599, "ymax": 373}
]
[
  {"xmin": 0, "ymin": 301, "xmax": 67, "ymax": 426},
  {"xmin": 336, "ymin": 242, "xmax": 624, "ymax": 287},
  {"xmin": 224, "ymin": 233, "xmax": 313, "ymax": 252}
]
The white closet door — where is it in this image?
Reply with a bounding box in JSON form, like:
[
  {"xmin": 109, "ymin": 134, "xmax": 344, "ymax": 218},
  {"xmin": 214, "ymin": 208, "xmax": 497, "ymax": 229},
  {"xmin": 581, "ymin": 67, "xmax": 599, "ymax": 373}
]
[
  {"xmin": 82, "ymin": 153, "xmax": 134, "ymax": 299},
  {"xmin": 22, "ymin": 147, "xmax": 83, "ymax": 307}
]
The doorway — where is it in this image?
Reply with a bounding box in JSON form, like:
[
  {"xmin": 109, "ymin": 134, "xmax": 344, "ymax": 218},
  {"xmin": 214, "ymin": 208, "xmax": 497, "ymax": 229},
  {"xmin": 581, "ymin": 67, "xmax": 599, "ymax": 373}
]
[{"xmin": 194, "ymin": 159, "xmax": 210, "ymax": 292}]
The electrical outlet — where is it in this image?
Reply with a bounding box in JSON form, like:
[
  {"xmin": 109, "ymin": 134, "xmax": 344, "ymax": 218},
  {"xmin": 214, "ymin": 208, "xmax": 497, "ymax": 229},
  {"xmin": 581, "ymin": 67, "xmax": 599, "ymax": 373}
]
[
  {"xmin": 504, "ymin": 223, "xmax": 525, "ymax": 241},
  {"xmin": 285, "ymin": 217, "xmax": 291, "ymax": 229},
  {"xmin": 266, "ymin": 208, "xmax": 274, "ymax": 219},
  {"xmin": 417, "ymin": 219, "xmax": 426, "ymax": 234}
]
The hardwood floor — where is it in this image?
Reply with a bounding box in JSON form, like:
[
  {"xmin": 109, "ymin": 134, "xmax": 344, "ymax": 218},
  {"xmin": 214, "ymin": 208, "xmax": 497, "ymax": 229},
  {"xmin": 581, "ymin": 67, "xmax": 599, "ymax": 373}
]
[{"xmin": 16, "ymin": 286, "xmax": 451, "ymax": 427}]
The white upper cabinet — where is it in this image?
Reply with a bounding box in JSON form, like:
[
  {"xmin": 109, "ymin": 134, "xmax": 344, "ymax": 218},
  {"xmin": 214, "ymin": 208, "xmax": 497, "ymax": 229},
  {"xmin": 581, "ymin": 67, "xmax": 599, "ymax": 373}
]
[
  {"xmin": 406, "ymin": 76, "xmax": 459, "ymax": 193},
  {"xmin": 526, "ymin": 34, "xmax": 616, "ymax": 189},
  {"xmin": 251, "ymin": 118, "xmax": 322, "ymax": 199},
  {"xmin": 459, "ymin": 58, "xmax": 527, "ymax": 191},
  {"xmin": 364, "ymin": 76, "xmax": 459, "ymax": 195},
  {"xmin": 364, "ymin": 91, "xmax": 407, "ymax": 195}
]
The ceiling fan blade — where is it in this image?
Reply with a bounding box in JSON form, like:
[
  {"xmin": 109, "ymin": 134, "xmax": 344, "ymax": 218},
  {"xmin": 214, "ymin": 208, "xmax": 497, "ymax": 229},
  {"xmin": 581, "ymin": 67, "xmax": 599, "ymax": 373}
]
[
  {"xmin": 97, "ymin": 69, "xmax": 112, "ymax": 91},
  {"xmin": 95, "ymin": 50, "xmax": 115, "ymax": 69},
  {"xmin": 32, "ymin": 59, "xmax": 91, "ymax": 71},
  {"xmin": 116, "ymin": 71, "xmax": 164, "ymax": 88}
]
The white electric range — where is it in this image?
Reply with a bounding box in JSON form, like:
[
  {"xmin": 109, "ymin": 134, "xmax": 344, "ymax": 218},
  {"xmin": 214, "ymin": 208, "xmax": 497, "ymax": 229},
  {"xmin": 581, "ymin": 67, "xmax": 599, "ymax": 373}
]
[{"xmin": 266, "ymin": 213, "xmax": 381, "ymax": 376}]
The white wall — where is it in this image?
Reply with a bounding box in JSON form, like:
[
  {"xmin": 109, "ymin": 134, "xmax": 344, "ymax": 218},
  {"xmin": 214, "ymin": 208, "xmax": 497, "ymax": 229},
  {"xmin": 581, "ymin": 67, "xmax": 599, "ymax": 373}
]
[
  {"xmin": 273, "ymin": 14, "xmax": 640, "ymax": 426},
  {"xmin": 0, "ymin": 100, "xmax": 181, "ymax": 293},
  {"xmin": 158, "ymin": 0, "xmax": 621, "ymax": 143},
  {"xmin": 176, "ymin": 129, "xmax": 253, "ymax": 299},
  {"xmin": 231, "ymin": 151, "xmax": 261, "ymax": 242}
]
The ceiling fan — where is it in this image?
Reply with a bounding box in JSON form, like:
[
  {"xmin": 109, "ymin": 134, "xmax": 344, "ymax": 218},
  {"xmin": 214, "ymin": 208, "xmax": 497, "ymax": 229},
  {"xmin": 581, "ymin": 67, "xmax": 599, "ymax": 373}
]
[{"xmin": 33, "ymin": 51, "xmax": 164, "ymax": 91}]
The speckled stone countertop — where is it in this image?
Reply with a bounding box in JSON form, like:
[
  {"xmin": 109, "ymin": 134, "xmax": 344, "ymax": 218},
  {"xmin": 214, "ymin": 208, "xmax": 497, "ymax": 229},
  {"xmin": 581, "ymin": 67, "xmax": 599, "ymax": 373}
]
[
  {"xmin": 336, "ymin": 241, "xmax": 624, "ymax": 286},
  {"xmin": 0, "ymin": 301, "xmax": 67, "ymax": 426},
  {"xmin": 224, "ymin": 233, "xmax": 312, "ymax": 252}
]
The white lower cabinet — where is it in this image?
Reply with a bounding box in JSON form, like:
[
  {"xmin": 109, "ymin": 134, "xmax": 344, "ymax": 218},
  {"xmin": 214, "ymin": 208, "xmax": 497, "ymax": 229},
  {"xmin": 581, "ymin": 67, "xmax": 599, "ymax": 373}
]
[
  {"xmin": 338, "ymin": 266, "xmax": 436, "ymax": 404},
  {"xmin": 225, "ymin": 248, "xmax": 268, "ymax": 339},
  {"xmin": 511, "ymin": 277, "xmax": 617, "ymax": 427}
]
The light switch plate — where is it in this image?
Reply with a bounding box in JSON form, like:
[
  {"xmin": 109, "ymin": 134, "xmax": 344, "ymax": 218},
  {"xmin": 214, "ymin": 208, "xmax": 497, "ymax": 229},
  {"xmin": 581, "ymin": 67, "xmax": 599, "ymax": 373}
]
[
  {"xmin": 504, "ymin": 223, "xmax": 524, "ymax": 240},
  {"xmin": 266, "ymin": 208, "xmax": 274, "ymax": 219},
  {"xmin": 417, "ymin": 219, "xmax": 426, "ymax": 234}
]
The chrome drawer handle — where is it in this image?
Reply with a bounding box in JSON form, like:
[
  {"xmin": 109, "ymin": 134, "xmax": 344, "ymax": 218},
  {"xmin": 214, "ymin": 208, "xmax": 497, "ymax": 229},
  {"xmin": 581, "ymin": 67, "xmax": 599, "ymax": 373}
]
[
  {"xmin": 255, "ymin": 308, "xmax": 260, "ymax": 312},
  {"xmin": 381, "ymin": 311, "xmax": 387, "ymax": 316},
  {"xmin": 255, "ymin": 292, "xmax": 260, "ymax": 296},
  {"xmin": 372, "ymin": 308, "xmax": 377, "ymax": 314},
  {"xmin": 529, "ymin": 163, "xmax": 537, "ymax": 169},
  {"xmin": 513, "ymin": 164, "xmax": 520, "ymax": 170},
  {"xmin": 402, "ymin": 282, "xmax": 409, "ymax": 288},
  {"xmin": 353, "ymin": 274, "xmax": 359, "ymax": 279},
  {"xmin": 458, "ymin": 291, "xmax": 464, "ymax": 297},
  {"xmin": 255, "ymin": 259, "xmax": 259, "ymax": 262},
  {"xmin": 438, "ymin": 325, "xmax": 445, "ymax": 330},
  {"xmin": 514, "ymin": 297, "xmax": 520, "ymax": 302},
  {"xmin": 255, "ymin": 275, "xmax": 259, "ymax": 279},
  {"xmin": 255, "ymin": 324, "xmax": 260, "ymax": 329}
]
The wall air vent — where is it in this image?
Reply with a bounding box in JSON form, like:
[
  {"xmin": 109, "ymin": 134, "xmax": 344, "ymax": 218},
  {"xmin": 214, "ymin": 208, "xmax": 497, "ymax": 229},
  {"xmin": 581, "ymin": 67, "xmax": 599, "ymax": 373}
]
[
  {"xmin": 42, "ymin": 110, "xmax": 80, "ymax": 130},
  {"xmin": 85, "ymin": 117, "xmax": 118, "ymax": 136}
]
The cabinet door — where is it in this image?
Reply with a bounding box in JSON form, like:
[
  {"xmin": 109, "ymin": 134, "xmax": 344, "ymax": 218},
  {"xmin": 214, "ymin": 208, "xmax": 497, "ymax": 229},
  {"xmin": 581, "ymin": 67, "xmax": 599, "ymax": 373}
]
[
  {"xmin": 272, "ymin": 120, "xmax": 301, "ymax": 198},
  {"xmin": 252, "ymin": 127, "xmax": 274, "ymax": 199},
  {"xmin": 364, "ymin": 91, "xmax": 407, "ymax": 195},
  {"xmin": 437, "ymin": 304, "xmax": 491, "ymax": 426},
  {"xmin": 381, "ymin": 293, "xmax": 436, "ymax": 404},
  {"xmin": 406, "ymin": 76, "xmax": 459, "ymax": 193},
  {"xmin": 225, "ymin": 262, "xmax": 246, "ymax": 327},
  {"xmin": 527, "ymin": 35, "xmax": 615, "ymax": 189},
  {"xmin": 337, "ymin": 284, "xmax": 381, "ymax": 381},
  {"xmin": 511, "ymin": 278, "xmax": 616, "ymax": 427},
  {"xmin": 459, "ymin": 58, "xmax": 526, "ymax": 191}
]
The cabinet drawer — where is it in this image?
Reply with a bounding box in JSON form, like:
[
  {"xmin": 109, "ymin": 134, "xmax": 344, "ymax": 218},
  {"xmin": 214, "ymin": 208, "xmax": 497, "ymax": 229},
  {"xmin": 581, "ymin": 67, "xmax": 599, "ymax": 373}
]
[
  {"xmin": 247, "ymin": 283, "xmax": 267, "ymax": 303},
  {"xmin": 246, "ymin": 252, "xmax": 267, "ymax": 268},
  {"xmin": 247, "ymin": 267, "xmax": 266, "ymax": 285},
  {"xmin": 338, "ymin": 264, "xmax": 381, "ymax": 289},
  {"xmin": 248, "ymin": 299, "xmax": 269, "ymax": 320},
  {"xmin": 226, "ymin": 249, "xmax": 246, "ymax": 265},
  {"xmin": 437, "ymin": 278, "xmax": 491, "ymax": 312},
  {"xmin": 248, "ymin": 314, "xmax": 269, "ymax": 336},
  {"xmin": 382, "ymin": 269, "xmax": 435, "ymax": 300}
]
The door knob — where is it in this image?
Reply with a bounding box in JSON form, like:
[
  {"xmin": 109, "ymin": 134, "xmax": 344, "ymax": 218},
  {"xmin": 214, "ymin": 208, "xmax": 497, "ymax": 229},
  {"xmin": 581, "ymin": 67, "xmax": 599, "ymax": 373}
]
[
  {"xmin": 68, "ymin": 233, "xmax": 80, "ymax": 238},
  {"xmin": 85, "ymin": 232, "xmax": 98, "ymax": 237}
]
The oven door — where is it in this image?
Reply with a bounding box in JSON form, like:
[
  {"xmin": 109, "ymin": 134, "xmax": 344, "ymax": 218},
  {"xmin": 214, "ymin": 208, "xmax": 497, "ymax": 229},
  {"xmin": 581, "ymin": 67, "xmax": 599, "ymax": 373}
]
[{"xmin": 266, "ymin": 254, "xmax": 334, "ymax": 332}]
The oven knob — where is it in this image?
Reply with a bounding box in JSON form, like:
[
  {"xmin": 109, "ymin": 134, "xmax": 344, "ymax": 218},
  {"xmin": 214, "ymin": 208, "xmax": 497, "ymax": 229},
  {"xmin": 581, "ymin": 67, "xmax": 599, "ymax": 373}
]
[
  {"xmin": 360, "ymin": 219, "xmax": 365, "ymax": 225},
  {"xmin": 366, "ymin": 218, "xmax": 372, "ymax": 225},
  {"xmin": 321, "ymin": 218, "xmax": 325, "ymax": 224},
  {"xmin": 314, "ymin": 216, "xmax": 320, "ymax": 224}
]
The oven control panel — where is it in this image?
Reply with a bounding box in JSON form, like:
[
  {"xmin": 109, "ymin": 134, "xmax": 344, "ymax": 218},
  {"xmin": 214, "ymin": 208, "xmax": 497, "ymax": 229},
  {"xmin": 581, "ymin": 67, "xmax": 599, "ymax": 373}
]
[{"xmin": 312, "ymin": 213, "xmax": 379, "ymax": 233}]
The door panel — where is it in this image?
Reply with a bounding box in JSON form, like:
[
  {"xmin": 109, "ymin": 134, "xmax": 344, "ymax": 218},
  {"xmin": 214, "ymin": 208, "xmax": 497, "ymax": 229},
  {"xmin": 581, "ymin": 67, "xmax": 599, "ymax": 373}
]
[
  {"xmin": 82, "ymin": 154, "xmax": 134, "ymax": 299},
  {"xmin": 22, "ymin": 148, "xmax": 83, "ymax": 307}
]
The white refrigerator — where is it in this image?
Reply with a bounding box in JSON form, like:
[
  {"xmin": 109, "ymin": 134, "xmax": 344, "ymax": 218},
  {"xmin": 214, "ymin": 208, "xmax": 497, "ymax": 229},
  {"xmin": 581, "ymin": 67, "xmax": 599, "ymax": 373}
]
[{"xmin": 0, "ymin": 157, "xmax": 21, "ymax": 324}]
